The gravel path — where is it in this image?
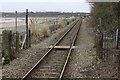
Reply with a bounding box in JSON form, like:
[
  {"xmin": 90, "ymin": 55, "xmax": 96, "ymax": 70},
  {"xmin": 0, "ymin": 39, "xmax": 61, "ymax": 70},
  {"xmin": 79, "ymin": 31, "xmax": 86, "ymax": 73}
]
[
  {"xmin": 63, "ymin": 18, "xmax": 95, "ymax": 78},
  {"xmin": 2, "ymin": 21, "xmax": 76, "ymax": 78}
]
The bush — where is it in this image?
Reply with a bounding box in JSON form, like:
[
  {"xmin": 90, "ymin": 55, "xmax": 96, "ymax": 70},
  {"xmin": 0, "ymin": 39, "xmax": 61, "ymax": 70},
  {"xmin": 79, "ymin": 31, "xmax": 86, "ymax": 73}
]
[
  {"xmin": 41, "ymin": 27, "xmax": 51, "ymax": 37},
  {"xmin": 29, "ymin": 18, "xmax": 42, "ymax": 37}
]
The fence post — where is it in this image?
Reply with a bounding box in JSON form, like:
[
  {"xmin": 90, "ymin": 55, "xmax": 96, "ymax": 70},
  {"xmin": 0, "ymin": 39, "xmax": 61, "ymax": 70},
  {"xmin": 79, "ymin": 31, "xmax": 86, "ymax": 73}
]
[
  {"xmin": 118, "ymin": 51, "xmax": 120, "ymax": 79},
  {"xmin": 118, "ymin": 50, "xmax": 120, "ymax": 78},
  {"xmin": 16, "ymin": 32, "xmax": 19, "ymax": 52},
  {"xmin": 29, "ymin": 29, "xmax": 31, "ymax": 47},
  {"xmin": 118, "ymin": 2, "xmax": 120, "ymax": 49},
  {"xmin": 2, "ymin": 30, "xmax": 12, "ymax": 64},
  {"xmin": 95, "ymin": 33, "xmax": 102, "ymax": 60},
  {"xmin": 26, "ymin": 9, "xmax": 29, "ymax": 49},
  {"xmin": 15, "ymin": 11, "xmax": 19, "ymax": 52},
  {"xmin": 118, "ymin": 2, "xmax": 120, "ymax": 78},
  {"xmin": 15, "ymin": 11, "xmax": 17, "ymax": 33}
]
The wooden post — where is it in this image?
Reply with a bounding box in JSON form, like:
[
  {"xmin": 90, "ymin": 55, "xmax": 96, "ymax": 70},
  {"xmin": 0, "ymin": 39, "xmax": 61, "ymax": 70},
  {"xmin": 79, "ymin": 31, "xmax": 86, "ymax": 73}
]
[
  {"xmin": 97, "ymin": 17, "xmax": 101, "ymax": 33},
  {"xmin": 118, "ymin": 2, "xmax": 120, "ymax": 79},
  {"xmin": 2, "ymin": 30, "xmax": 12, "ymax": 64},
  {"xmin": 118, "ymin": 50, "xmax": 120, "ymax": 79},
  {"xmin": 28, "ymin": 29, "xmax": 31, "ymax": 47},
  {"xmin": 21, "ymin": 34, "xmax": 26, "ymax": 49},
  {"xmin": 16, "ymin": 32, "xmax": 19, "ymax": 52},
  {"xmin": 118, "ymin": 2, "xmax": 120, "ymax": 30},
  {"xmin": 95, "ymin": 33, "xmax": 102, "ymax": 60},
  {"xmin": 118, "ymin": 2, "xmax": 120, "ymax": 49},
  {"xmin": 15, "ymin": 11, "xmax": 19, "ymax": 52},
  {"xmin": 26, "ymin": 9, "xmax": 29, "ymax": 49},
  {"xmin": 116, "ymin": 29, "xmax": 119, "ymax": 49},
  {"xmin": 115, "ymin": 2, "xmax": 120, "ymax": 49},
  {"xmin": 15, "ymin": 11, "xmax": 17, "ymax": 32}
]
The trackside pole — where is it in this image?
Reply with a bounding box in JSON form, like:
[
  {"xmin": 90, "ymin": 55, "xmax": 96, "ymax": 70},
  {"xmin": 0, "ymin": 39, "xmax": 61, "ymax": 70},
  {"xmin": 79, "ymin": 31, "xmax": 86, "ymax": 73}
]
[{"xmin": 26, "ymin": 9, "xmax": 29, "ymax": 49}]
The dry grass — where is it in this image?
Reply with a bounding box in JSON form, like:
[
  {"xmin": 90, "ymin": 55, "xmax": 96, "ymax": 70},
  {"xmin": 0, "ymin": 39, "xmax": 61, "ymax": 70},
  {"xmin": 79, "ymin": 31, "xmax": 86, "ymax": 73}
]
[
  {"xmin": 57, "ymin": 23, "xmax": 64, "ymax": 29},
  {"xmin": 56, "ymin": 17, "xmax": 76, "ymax": 29},
  {"xmin": 41, "ymin": 27, "xmax": 51, "ymax": 37},
  {"xmin": 29, "ymin": 17, "xmax": 75, "ymax": 44},
  {"xmin": 29, "ymin": 18, "xmax": 51, "ymax": 38},
  {"xmin": 57, "ymin": 18, "xmax": 66, "ymax": 29}
]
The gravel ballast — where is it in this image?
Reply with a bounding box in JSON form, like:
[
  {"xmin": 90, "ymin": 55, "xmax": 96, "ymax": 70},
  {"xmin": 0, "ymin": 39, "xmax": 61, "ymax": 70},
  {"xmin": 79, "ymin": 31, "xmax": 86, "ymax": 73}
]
[
  {"xmin": 25, "ymin": 20, "xmax": 81, "ymax": 78},
  {"xmin": 63, "ymin": 18, "xmax": 95, "ymax": 78}
]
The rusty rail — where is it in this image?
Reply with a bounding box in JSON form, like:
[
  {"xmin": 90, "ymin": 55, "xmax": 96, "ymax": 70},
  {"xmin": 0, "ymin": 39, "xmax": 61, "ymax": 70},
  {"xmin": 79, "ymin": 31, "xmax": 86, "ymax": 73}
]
[{"xmin": 21, "ymin": 19, "xmax": 79, "ymax": 80}]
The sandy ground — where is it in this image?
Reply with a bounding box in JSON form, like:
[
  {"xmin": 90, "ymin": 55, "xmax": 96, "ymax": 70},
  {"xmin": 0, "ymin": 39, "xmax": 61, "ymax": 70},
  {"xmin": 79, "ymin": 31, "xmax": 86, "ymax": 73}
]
[
  {"xmin": 0, "ymin": 17, "xmax": 57, "ymax": 29},
  {"xmin": 0, "ymin": 17, "xmax": 50, "ymax": 34},
  {"xmin": 0, "ymin": 17, "xmax": 25, "ymax": 30},
  {"xmin": 0, "ymin": 21, "xmax": 25, "ymax": 28}
]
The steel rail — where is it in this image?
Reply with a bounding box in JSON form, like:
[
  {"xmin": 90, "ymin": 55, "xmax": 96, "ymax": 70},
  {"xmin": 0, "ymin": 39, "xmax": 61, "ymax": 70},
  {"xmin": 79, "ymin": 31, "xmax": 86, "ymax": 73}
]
[
  {"xmin": 21, "ymin": 19, "xmax": 79, "ymax": 80},
  {"xmin": 59, "ymin": 20, "xmax": 82, "ymax": 80}
]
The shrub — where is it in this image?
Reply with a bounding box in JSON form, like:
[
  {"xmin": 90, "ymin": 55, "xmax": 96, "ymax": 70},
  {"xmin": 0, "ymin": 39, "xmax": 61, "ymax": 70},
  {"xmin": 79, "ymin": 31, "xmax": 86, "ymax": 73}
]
[{"xmin": 41, "ymin": 27, "xmax": 51, "ymax": 37}]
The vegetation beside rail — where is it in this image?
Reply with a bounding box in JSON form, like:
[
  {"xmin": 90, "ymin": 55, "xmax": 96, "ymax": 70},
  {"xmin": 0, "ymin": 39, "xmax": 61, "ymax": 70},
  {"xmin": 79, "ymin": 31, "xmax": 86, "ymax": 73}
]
[
  {"xmin": 2, "ymin": 17, "xmax": 76, "ymax": 65},
  {"xmin": 90, "ymin": 3, "xmax": 118, "ymax": 32},
  {"xmin": 88, "ymin": 3, "xmax": 119, "ymax": 60}
]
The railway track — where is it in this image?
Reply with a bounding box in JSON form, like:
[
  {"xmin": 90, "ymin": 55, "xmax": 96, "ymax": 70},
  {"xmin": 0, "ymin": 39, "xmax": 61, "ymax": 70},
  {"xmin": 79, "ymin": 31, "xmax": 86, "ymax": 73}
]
[{"xmin": 21, "ymin": 19, "xmax": 82, "ymax": 80}]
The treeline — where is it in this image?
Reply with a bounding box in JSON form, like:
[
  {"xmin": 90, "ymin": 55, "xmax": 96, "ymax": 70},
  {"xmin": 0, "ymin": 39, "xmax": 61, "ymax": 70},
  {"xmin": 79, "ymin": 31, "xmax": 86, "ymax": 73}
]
[
  {"xmin": 90, "ymin": 3, "xmax": 118, "ymax": 32},
  {"xmin": 1, "ymin": 12, "xmax": 88, "ymax": 18}
]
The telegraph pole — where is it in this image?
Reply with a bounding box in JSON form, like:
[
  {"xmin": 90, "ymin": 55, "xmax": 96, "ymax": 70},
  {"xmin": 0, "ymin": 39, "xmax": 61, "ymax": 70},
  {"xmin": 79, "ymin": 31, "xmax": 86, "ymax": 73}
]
[
  {"xmin": 26, "ymin": 9, "xmax": 29, "ymax": 49},
  {"xmin": 15, "ymin": 11, "xmax": 18, "ymax": 52},
  {"xmin": 15, "ymin": 11, "xmax": 17, "ymax": 33},
  {"xmin": 118, "ymin": 2, "xmax": 120, "ymax": 79}
]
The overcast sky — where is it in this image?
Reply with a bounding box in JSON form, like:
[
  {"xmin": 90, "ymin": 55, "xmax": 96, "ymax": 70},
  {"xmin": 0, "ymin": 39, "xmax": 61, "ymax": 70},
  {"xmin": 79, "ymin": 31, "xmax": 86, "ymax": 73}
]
[{"xmin": 0, "ymin": 0, "xmax": 91, "ymax": 12}]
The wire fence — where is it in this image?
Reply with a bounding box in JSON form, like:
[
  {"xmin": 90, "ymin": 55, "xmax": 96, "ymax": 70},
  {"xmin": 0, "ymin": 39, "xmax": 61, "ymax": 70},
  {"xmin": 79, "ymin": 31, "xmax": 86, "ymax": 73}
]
[{"xmin": 95, "ymin": 30, "xmax": 118, "ymax": 60}]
